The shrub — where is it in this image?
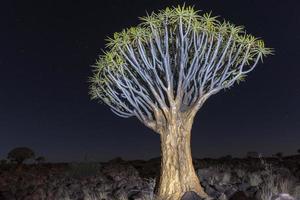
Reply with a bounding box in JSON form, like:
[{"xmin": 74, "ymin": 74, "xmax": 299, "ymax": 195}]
[
  {"xmin": 0, "ymin": 159, "xmax": 7, "ymax": 165},
  {"xmin": 246, "ymin": 151, "xmax": 260, "ymax": 158},
  {"xmin": 35, "ymin": 156, "xmax": 46, "ymax": 164},
  {"xmin": 66, "ymin": 162, "xmax": 101, "ymax": 178},
  {"xmin": 248, "ymin": 172, "xmax": 263, "ymax": 187},
  {"xmin": 275, "ymin": 152, "xmax": 283, "ymax": 158},
  {"xmin": 258, "ymin": 155, "xmax": 296, "ymax": 200}
]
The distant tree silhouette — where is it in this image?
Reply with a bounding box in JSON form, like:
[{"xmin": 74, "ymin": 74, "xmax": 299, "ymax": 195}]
[
  {"xmin": 7, "ymin": 147, "xmax": 35, "ymax": 165},
  {"xmin": 35, "ymin": 156, "xmax": 46, "ymax": 164},
  {"xmin": 246, "ymin": 151, "xmax": 259, "ymax": 158},
  {"xmin": 224, "ymin": 155, "xmax": 233, "ymax": 160},
  {"xmin": 0, "ymin": 159, "xmax": 7, "ymax": 165},
  {"xmin": 220, "ymin": 155, "xmax": 233, "ymax": 160},
  {"xmin": 297, "ymin": 149, "xmax": 300, "ymax": 154},
  {"xmin": 275, "ymin": 152, "xmax": 283, "ymax": 158}
]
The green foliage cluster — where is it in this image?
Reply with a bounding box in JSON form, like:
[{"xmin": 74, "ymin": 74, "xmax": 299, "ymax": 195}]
[
  {"xmin": 105, "ymin": 6, "xmax": 269, "ymax": 52},
  {"xmin": 89, "ymin": 5, "xmax": 273, "ymax": 102}
]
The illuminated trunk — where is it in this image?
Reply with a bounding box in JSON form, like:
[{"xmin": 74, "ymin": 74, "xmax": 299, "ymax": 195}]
[{"xmin": 157, "ymin": 115, "xmax": 207, "ymax": 200}]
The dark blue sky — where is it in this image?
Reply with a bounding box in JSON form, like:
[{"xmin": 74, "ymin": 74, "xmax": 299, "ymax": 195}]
[{"xmin": 0, "ymin": 0, "xmax": 299, "ymax": 162}]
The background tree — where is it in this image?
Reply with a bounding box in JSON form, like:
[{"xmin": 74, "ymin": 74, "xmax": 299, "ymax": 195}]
[
  {"xmin": 89, "ymin": 6, "xmax": 272, "ymax": 200},
  {"xmin": 275, "ymin": 152, "xmax": 283, "ymax": 158},
  {"xmin": 247, "ymin": 151, "xmax": 260, "ymax": 159},
  {"xmin": 0, "ymin": 159, "xmax": 7, "ymax": 165},
  {"xmin": 7, "ymin": 147, "xmax": 35, "ymax": 165},
  {"xmin": 35, "ymin": 156, "xmax": 46, "ymax": 164},
  {"xmin": 297, "ymin": 149, "xmax": 300, "ymax": 154}
]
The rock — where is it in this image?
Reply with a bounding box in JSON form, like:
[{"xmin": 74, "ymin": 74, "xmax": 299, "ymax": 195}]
[
  {"xmin": 214, "ymin": 184, "xmax": 226, "ymax": 193},
  {"xmin": 293, "ymin": 185, "xmax": 300, "ymax": 197},
  {"xmin": 0, "ymin": 190, "xmax": 15, "ymax": 200},
  {"xmin": 220, "ymin": 172, "xmax": 231, "ymax": 185},
  {"xmin": 224, "ymin": 187, "xmax": 238, "ymax": 199},
  {"xmin": 217, "ymin": 193, "xmax": 227, "ymax": 200},
  {"xmin": 102, "ymin": 163, "xmax": 140, "ymax": 182},
  {"xmin": 272, "ymin": 193, "xmax": 295, "ymax": 200},
  {"xmin": 114, "ymin": 188, "xmax": 128, "ymax": 199},
  {"xmin": 205, "ymin": 186, "xmax": 219, "ymax": 197},
  {"xmin": 128, "ymin": 191, "xmax": 143, "ymax": 200},
  {"xmin": 181, "ymin": 191, "xmax": 203, "ymax": 200},
  {"xmin": 245, "ymin": 186, "xmax": 258, "ymax": 197},
  {"xmin": 198, "ymin": 168, "xmax": 214, "ymax": 183},
  {"xmin": 229, "ymin": 191, "xmax": 256, "ymax": 200},
  {"xmin": 235, "ymin": 168, "xmax": 246, "ymax": 179},
  {"xmin": 238, "ymin": 182, "xmax": 251, "ymax": 191},
  {"xmin": 248, "ymin": 172, "xmax": 262, "ymax": 187}
]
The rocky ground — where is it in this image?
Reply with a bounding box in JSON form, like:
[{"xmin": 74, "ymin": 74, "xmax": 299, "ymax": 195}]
[{"xmin": 0, "ymin": 155, "xmax": 299, "ymax": 200}]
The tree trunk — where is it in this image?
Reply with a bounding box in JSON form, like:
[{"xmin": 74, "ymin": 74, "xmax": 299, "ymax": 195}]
[{"xmin": 157, "ymin": 116, "xmax": 207, "ymax": 200}]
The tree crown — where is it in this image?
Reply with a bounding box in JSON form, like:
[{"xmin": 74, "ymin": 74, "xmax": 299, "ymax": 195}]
[{"xmin": 89, "ymin": 5, "xmax": 272, "ymax": 131}]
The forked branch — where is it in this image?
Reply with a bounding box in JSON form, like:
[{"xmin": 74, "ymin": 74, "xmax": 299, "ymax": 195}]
[{"xmin": 89, "ymin": 6, "xmax": 273, "ymax": 133}]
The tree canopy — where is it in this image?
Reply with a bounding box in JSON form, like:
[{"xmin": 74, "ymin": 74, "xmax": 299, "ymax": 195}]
[{"xmin": 89, "ymin": 5, "xmax": 272, "ymax": 132}]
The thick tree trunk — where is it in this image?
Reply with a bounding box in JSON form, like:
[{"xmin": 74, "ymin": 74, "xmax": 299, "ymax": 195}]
[{"xmin": 156, "ymin": 116, "xmax": 207, "ymax": 200}]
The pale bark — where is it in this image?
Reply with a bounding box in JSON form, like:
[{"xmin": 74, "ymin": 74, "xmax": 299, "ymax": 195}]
[{"xmin": 157, "ymin": 114, "xmax": 207, "ymax": 200}]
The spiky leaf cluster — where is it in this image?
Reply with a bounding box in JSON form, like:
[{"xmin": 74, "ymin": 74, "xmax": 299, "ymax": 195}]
[{"xmin": 89, "ymin": 5, "xmax": 272, "ymax": 131}]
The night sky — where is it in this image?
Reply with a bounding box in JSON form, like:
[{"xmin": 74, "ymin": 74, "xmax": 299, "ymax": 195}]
[{"xmin": 1, "ymin": 0, "xmax": 299, "ymax": 162}]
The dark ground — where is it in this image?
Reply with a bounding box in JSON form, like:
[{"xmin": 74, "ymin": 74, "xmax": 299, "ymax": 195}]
[{"xmin": 0, "ymin": 155, "xmax": 299, "ymax": 200}]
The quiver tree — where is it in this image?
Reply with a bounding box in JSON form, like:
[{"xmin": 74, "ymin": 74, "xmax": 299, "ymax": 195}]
[{"xmin": 89, "ymin": 6, "xmax": 272, "ymax": 200}]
